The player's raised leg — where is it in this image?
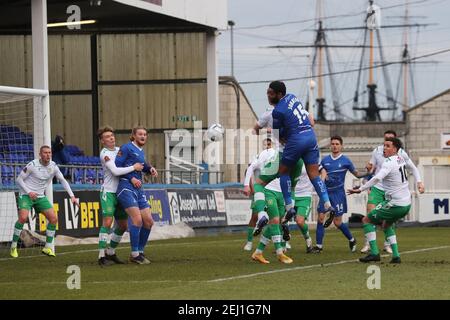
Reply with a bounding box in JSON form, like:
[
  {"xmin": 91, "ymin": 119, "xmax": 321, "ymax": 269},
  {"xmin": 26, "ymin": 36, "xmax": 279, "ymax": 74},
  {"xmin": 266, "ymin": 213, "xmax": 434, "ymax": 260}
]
[
  {"xmin": 242, "ymin": 139, "xmax": 276, "ymax": 249},
  {"xmin": 359, "ymin": 215, "xmax": 381, "ymax": 262},
  {"xmin": 305, "ymin": 163, "xmax": 334, "ymax": 215},
  {"xmin": 251, "ymin": 183, "xmax": 269, "ymax": 236},
  {"xmin": 252, "ymin": 188, "xmax": 279, "ymax": 264},
  {"xmin": 244, "ymin": 209, "xmax": 258, "ymax": 251},
  {"xmin": 275, "ymin": 200, "xmax": 293, "ymax": 264},
  {"xmin": 359, "ymin": 203, "xmax": 410, "ymax": 263},
  {"xmin": 252, "ymin": 157, "xmax": 280, "ymax": 236},
  {"xmin": 252, "ymin": 189, "xmax": 293, "ymax": 264},
  {"xmin": 280, "ymin": 158, "xmax": 303, "ymax": 225}
]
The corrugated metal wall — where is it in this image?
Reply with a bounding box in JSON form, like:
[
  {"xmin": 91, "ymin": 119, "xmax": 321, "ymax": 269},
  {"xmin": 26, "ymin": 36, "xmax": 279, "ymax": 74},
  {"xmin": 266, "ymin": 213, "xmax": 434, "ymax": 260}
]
[
  {"xmin": 0, "ymin": 33, "xmax": 261, "ymax": 183},
  {"xmin": 0, "ymin": 35, "xmax": 93, "ymax": 152},
  {"xmin": 0, "ymin": 33, "xmax": 207, "ymax": 165},
  {"xmin": 0, "ymin": 35, "xmax": 32, "ymax": 88},
  {"xmin": 48, "ymin": 35, "xmax": 91, "ymax": 90}
]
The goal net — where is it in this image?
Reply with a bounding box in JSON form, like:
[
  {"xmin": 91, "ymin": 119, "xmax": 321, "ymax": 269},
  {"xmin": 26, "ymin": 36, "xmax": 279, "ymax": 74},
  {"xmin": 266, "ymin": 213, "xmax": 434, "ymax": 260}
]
[{"xmin": 0, "ymin": 85, "xmax": 50, "ymax": 259}]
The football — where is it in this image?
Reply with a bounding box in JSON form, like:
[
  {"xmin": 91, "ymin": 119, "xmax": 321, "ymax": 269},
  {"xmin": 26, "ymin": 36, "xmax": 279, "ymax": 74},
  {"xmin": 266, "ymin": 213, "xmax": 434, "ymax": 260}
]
[{"xmin": 206, "ymin": 123, "xmax": 225, "ymax": 142}]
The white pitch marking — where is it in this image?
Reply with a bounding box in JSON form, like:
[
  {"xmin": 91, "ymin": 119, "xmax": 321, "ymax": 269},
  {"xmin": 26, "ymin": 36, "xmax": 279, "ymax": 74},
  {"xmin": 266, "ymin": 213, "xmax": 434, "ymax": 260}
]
[
  {"xmin": 0, "ymin": 230, "xmax": 357, "ymax": 261},
  {"xmin": 1, "ymin": 245, "xmax": 447, "ymax": 287},
  {"xmin": 207, "ymin": 245, "xmax": 450, "ymax": 283},
  {"xmin": 0, "ymin": 238, "xmax": 244, "ymax": 261}
]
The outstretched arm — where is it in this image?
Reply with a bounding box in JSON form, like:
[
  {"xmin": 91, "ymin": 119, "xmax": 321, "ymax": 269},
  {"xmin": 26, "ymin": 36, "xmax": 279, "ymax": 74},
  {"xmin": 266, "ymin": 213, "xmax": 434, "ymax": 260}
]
[
  {"xmin": 143, "ymin": 162, "xmax": 158, "ymax": 177},
  {"xmin": 105, "ymin": 160, "xmax": 140, "ymax": 176},
  {"xmin": 351, "ymin": 169, "xmax": 371, "ymax": 179},
  {"xmin": 254, "ymin": 108, "xmax": 274, "ymax": 134},
  {"xmin": 54, "ymin": 167, "xmax": 74, "ymax": 197},
  {"xmin": 404, "ymin": 158, "xmax": 424, "ymax": 193},
  {"xmin": 348, "ymin": 163, "xmax": 391, "ymax": 194},
  {"xmin": 55, "ymin": 167, "xmax": 79, "ymax": 207},
  {"xmin": 400, "ymin": 150, "xmax": 424, "ymax": 193},
  {"xmin": 253, "ymin": 122, "xmax": 263, "ymax": 135}
]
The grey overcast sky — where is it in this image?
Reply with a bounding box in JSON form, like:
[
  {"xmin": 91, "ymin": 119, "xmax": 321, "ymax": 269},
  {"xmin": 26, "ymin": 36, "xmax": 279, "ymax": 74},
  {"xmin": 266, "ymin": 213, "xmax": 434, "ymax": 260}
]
[{"xmin": 218, "ymin": 0, "xmax": 450, "ymax": 121}]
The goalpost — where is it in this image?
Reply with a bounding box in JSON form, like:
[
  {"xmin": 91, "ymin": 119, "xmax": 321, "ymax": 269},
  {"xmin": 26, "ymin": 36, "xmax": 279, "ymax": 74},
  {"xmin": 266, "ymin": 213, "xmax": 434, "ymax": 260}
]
[
  {"xmin": 0, "ymin": 85, "xmax": 51, "ymax": 258},
  {"xmin": 0, "ymin": 0, "xmax": 53, "ymax": 259}
]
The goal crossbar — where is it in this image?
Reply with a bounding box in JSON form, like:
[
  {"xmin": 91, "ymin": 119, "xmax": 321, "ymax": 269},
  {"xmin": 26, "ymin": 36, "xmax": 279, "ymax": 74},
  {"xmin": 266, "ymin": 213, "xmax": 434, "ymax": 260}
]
[{"xmin": 0, "ymin": 85, "xmax": 48, "ymax": 97}]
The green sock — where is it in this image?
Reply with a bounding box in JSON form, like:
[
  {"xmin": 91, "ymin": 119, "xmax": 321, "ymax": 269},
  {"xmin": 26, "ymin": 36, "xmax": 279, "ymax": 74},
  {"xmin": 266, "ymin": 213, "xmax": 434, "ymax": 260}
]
[
  {"xmin": 46, "ymin": 223, "xmax": 56, "ymax": 247},
  {"xmin": 11, "ymin": 221, "xmax": 24, "ymax": 249},
  {"xmin": 247, "ymin": 227, "xmax": 254, "ymax": 242},
  {"xmin": 109, "ymin": 227, "xmax": 124, "ymax": 249},
  {"xmin": 384, "ymin": 226, "xmax": 400, "ymax": 257},
  {"xmin": 300, "ymin": 223, "xmax": 310, "ymax": 239},
  {"xmin": 253, "ymin": 184, "xmax": 266, "ymax": 213},
  {"xmin": 98, "ymin": 226, "xmax": 110, "ymax": 258},
  {"xmin": 256, "ymin": 227, "xmax": 271, "ymax": 252},
  {"xmin": 363, "ymin": 223, "xmax": 379, "ymax": 255},
  {"xmin": 270, "ymin": 224, "xmax": 283, "ymax": 253}
]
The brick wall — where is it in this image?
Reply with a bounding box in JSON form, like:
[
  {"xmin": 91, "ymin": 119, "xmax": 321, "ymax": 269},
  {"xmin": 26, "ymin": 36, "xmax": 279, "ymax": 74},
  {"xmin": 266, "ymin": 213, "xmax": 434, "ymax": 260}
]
[
  {"xmin": 406, "ymin": 90, "xmax": 450, "ymax": 162},
  {"xmin": 315, "ymin": 121, "xmax": 407, "ymax": 139}
]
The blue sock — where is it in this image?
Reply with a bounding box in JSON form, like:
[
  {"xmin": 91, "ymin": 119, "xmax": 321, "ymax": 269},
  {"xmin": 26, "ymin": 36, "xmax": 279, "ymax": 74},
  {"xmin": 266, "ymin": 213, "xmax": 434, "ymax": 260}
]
[
  {"xmin": 311, "ymin": 176, "xmax": 330, "ymax": 204},
  {"xmin": 280, "ymin": 173, "xmax": 293, "ymax": 206},
  {"xmin": 138, "ymin": 227, "xmax": 151, "ymax": 252},
  {"xmin": 316, "ymin": 221, "xmax": 325, "ymax": 246},
  {"xmin": 128, "ymin": 221, "xmax": 141, "ymax": 253},
  {"xmin": 338, "ymin": 223, "xmax": 353, "ymax": 241}
]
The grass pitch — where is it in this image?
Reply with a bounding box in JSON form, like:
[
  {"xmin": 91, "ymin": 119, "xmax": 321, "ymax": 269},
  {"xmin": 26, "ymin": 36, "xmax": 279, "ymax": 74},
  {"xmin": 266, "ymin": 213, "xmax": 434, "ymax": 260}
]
[{"xmin": 0, "ymin": 227, "xmax": 449, "ymax": 300}]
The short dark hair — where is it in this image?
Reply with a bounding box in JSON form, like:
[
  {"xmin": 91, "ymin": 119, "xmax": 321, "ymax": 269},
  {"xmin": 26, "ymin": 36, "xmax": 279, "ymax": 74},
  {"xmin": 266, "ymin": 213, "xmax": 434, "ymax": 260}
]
[
  {"xmin": 263, "ymin": 138, "xmax": 272, "ymax": 144},
  {"xmin": 385, "ymin": 137, "xmax": 403, "ymax": 150},
  {"xmin": 39, "ymin": 145, "xmax": 51, "ymax": 153},
  {"xmin": 384, "ymin": 130, "xmax": 397, "ymax": 137},
  {"xmin": 330, "ymin": 135, "xmax": 343, "ymax": 144},
  {"xmin": 97, "ymin": 126, "xmax": 114, "ymax": 140},
  {"xmin": 269, "ymin": 81, "xmax": 286, "ymax": 96}
]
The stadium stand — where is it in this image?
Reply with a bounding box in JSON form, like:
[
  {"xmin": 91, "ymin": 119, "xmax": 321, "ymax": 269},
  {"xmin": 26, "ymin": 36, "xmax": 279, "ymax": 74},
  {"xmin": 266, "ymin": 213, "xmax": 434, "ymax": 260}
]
[{"xmin": 0, "ymin": 125, "xmax": 102, "ymax": 185}]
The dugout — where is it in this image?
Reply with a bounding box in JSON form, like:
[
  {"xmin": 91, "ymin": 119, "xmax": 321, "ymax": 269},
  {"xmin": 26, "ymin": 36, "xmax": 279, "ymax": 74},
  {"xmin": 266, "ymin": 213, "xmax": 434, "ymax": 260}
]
[{"xmin": 0, "ymin": 0, "xmax": 232, "ymax": 180}]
